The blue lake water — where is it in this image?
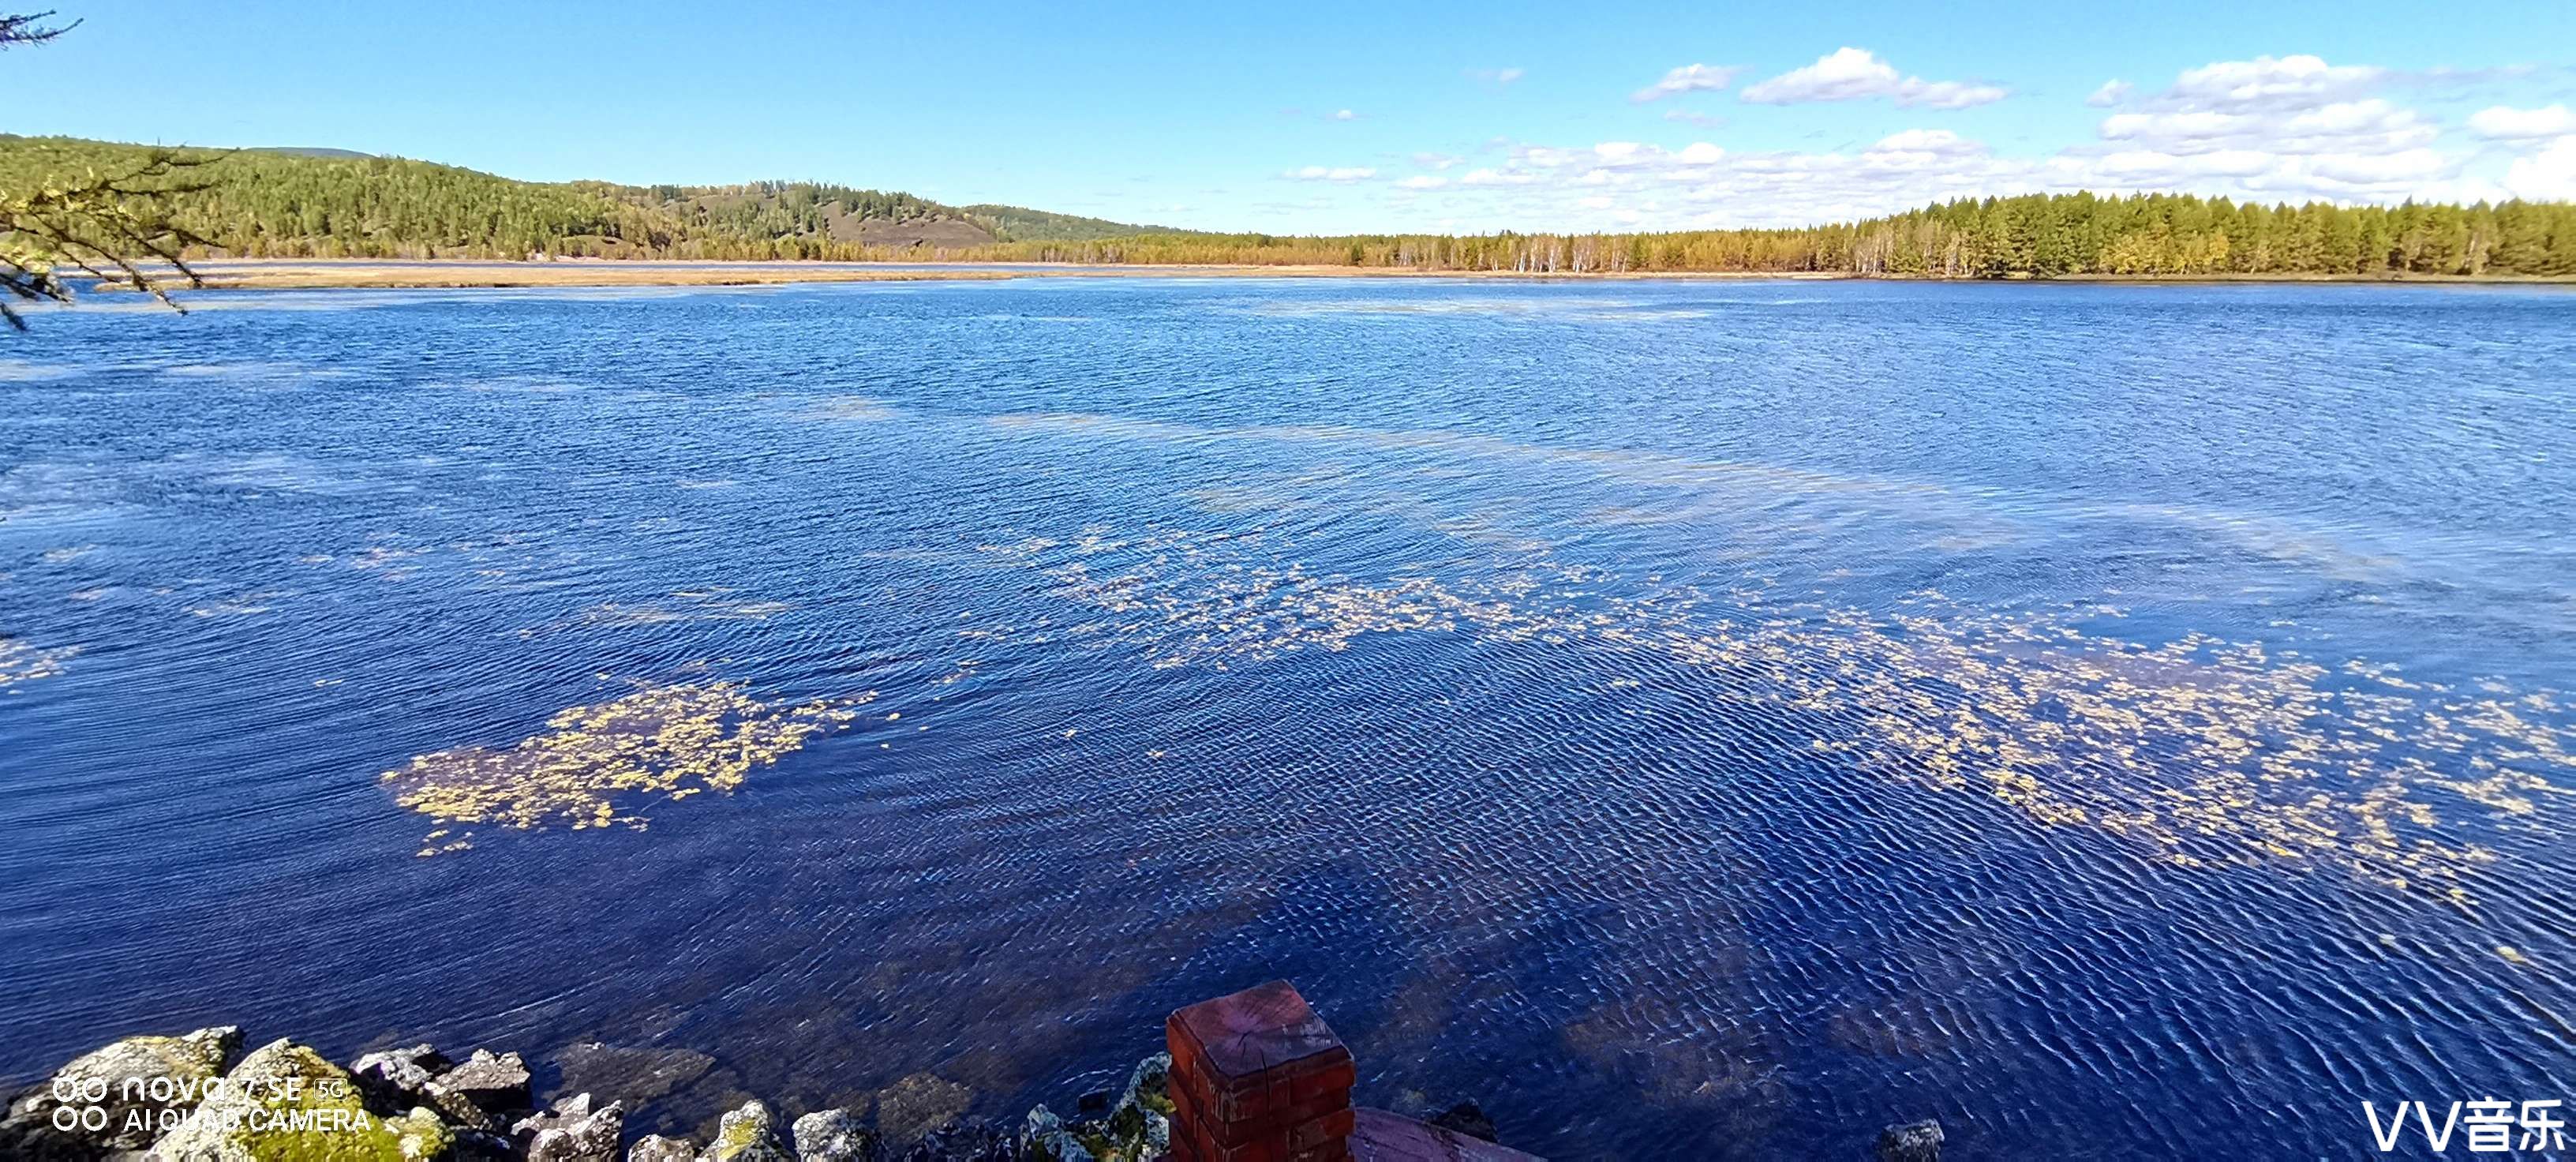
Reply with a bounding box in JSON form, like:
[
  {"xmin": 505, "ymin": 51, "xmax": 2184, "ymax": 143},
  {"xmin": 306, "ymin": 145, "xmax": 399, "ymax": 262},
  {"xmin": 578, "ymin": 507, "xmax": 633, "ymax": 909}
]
[{"xmin": 2, "ymin": 277, "xmax": 2572, "ymax": 1159}]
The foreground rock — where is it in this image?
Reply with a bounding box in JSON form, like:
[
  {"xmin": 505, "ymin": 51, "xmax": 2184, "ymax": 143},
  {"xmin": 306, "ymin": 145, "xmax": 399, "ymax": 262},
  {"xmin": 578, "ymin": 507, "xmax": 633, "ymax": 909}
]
[
  {"xmin": 0, "ymin": 1025, "xmax": 242, "ymax": 1158},
  {"xmin": 788, "ymin": 1108, "xmax": 875, "ymax": 1162},
  {"xmin": 351, "ymin": 1044, "xmax": 451, "ymax": 1114},
  {"xmin": 150, "ymin": 1037, "xmax": 450, "ymax": 1161},
  {"xmin": 429, "ymin": 1048, "xmax": 534, "ymax": 1131},
  {"xmin": 516, "ymin": 1093, "xmax": 625, "ymax": 1162},
  {"xmin": 704, "ymin": 1100, "xmax": 792, "ymax": 1162},
  {"xmin": 899, "ymin": 1116, "xmax": 1013, "ymax": 1161},
  {"xmin": 627, "ymin": 1134, "xmax": 700, "ymax": 1162},
  {"xmin": 10, "ymin": 1025, "xmax": 1571, "ymax": 1162}
]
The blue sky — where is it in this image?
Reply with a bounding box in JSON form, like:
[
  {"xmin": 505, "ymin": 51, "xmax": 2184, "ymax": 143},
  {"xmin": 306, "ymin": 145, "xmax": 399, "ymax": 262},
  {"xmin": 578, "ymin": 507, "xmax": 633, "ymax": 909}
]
[{"xmin": 12, "ymin": 1, "xmax": 2576, "ymax": 233}]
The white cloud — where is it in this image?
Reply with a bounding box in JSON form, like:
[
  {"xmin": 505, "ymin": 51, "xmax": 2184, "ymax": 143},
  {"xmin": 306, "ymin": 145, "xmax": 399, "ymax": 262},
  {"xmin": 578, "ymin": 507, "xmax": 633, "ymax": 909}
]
[
  {"xmin": 1286, "ymin": 166, "xmax": 1376, "ymax": 182},
  {"xmin": 2161, "ymin": 54, "xmax": 2387, "ymax": 113},
  {"xmin": 2504, "ymin": 136, "xmax": 2576, "ymax": 200},
  {"xmin": 1662, "ymin": 109, "xmax": 1726, "ymax": 129},
  {"xmin": 1310, "ymin": 51, "xmax": 2540, "ymax": 234},
  {"xmin": 2469, "ymin": 104, "xmax": 2576, "ymax": 141},
  {"xmin": 2086, "ymin": 80, "xmax": 2132, "ymax": 107},
  {"xmin": 1330, "ymin": 109, "xmax": 1357, "ymax": 122},
  {"xmin": 1872, "ymin": 129, "xmax": 1968, "ymax": 152},
  {"xmin": 1739, "ymin": 47, "xmax": 2008, "ymax": 110},
  {"xmin": 1631, "ymin": 63, "xmax": 1743, "ymax": 103},
  {"xmin": 1411, "ymin": 152, "xmax": 1465, "ymax": 171},
  {"xmin": 1469, "ymin": 66, "xmax": 1526, "ymax": 85}
]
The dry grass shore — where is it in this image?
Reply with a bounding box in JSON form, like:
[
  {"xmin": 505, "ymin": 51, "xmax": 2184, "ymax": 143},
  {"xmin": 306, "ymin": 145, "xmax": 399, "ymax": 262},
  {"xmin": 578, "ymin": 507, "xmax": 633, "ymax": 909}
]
[
  {"xmin": 153, "ymin": 259, "xmax": 1846, "ymax": 290},
  {"xmin": 103, "ymin": 259, "xmax": 2573, "ymax": 291}
]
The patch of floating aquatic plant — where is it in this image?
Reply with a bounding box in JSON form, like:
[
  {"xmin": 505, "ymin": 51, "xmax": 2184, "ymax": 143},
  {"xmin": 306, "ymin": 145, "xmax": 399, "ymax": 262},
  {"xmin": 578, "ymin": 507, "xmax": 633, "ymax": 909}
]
[
  {"xmin": 383, "ymin": 680, "xmax": 874, "ymax": 853},
  {"xmin": 972, "ymin": 528, "xmax": 2574, "ymax": 903},
  {"xmin": 0, "ymin": 638, "xmax": 80, "ymax": 690}
]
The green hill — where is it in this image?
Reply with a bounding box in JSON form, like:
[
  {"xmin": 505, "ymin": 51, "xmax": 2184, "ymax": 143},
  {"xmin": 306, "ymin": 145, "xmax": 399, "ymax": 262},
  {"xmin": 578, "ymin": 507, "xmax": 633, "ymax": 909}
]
[
  {"xmin": 4, "ymin": 133, "xmax": 2569, "ymax": 278},
  {"xmin": 0, "ymin": 135, "xmax": 1176, "ymax": 260}
]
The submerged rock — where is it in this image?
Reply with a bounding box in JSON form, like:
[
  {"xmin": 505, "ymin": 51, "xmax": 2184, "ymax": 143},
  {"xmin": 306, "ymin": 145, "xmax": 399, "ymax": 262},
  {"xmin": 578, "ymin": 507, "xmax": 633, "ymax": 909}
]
[
  {"xmin": 1876, "ymin": 1119, "xmax": 1944, "ymax": 1162},
  {"xmin": 869, "ymin": 1074, "xmax": 973, "ymax": 1147},
  {"xmin": 517, "ymin": 1093, "xmax": 627, "ymax": 1162},
  {"xmin": 628, "ymin": 1133, "xmax": 702, "ymax": 1162},
  {"xmin": 1427, "ymin": 1101, "xmax": 1499, "ymax": 1144},
  {"xmin": 553, "ymin": 1042, "xmax": 717, "ymax": 1107},
  {"xmin": 350, "ymin": 1044, "xmax": 452, "ymax": 1114},
  {"xmin": 788, "ymin": 1107, "xmax": 877, "ymax": 1162},
  {"xmin": 0, "ymin": 1025, "xmax": 242, "ymax": 1158},
  {"xmin": 704, "ymin": 1100, "xmax": 792, "ymax": 1162},
  {"xmin": 149, "ymin": 1037, "xmax": 449, "ymax": 1162}
]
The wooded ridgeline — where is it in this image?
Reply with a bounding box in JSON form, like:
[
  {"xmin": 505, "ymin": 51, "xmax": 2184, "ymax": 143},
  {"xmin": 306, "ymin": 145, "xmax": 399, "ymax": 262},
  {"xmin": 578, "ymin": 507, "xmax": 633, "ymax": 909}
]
[{"xmin": 5, "ymin": 135, "xmax": 2571, "ymax": 278}]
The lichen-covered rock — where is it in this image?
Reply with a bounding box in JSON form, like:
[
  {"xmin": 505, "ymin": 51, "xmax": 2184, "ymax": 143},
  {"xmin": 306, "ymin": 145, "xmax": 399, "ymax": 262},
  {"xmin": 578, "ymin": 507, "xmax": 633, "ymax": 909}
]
[
  {"xmin": 1876, "ymin": 1119, "xmax": 1944, "ymax": 1162},
  {"xmin": 628, "ymin": 1133, "xmax": 700, "ymax": 1162},
  {"xmin": 516, "ymin": 1093, "xmax": 625, "ymax": 1162},
  {"xmin": 788, "ymin": 1108, "xmax": 876, "ymax": 1162},
  {"xmin": 0, "ymin": 1025, "xmax": 242, "ymax": 1156},
  {"xmin": 1426, "ymin": 1101, "xmax": 1499, "ymax": 1144},
  {"xmin": 1017, "ymin": 1107, "xmax": 1093, "ymax": 1162},
  {"xmin": 427, "ymin": 1049, "xmax": 532, "ymax": 1130},
  {"xmin": 897, "ymin": 1118, "xmax": 1012, "ymax": 1162},
  {"xmin": 1088, "ymin": 1053, "xmax": 1172, "ymax": 1161},
  {"xmin": 148, "ymin": 1037, "xmax": 450, "ymax": 1162},
  {"xmin": 350, "ymin": 1044, "xmax": 451, "ymax": 1115},
  {"xmin": 704, "ymin": 1100, "xmax": 792, "ymax": 1162}
]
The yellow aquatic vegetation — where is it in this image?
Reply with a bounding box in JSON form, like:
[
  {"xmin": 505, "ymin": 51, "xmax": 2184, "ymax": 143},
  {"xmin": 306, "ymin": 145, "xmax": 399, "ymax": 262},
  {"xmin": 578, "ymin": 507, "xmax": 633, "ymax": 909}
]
[
  {"xmin": 0, "ymin": 638, "xmax": 79, "ymax": 689},
  {"xmin": 384, "ymin": 680, "xmax": 872, "ymax": 849},
  {"xmin": 975, "ymin": 528, "xmax": 2574, "ymax": 901}
]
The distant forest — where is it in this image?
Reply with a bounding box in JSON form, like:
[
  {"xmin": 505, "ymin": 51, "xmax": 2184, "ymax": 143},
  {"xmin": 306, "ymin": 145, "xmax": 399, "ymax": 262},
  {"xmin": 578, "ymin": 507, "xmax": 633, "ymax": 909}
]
[{"xmin": 4, "ymin": 134, "xmax": 2571, "ymax": 278}]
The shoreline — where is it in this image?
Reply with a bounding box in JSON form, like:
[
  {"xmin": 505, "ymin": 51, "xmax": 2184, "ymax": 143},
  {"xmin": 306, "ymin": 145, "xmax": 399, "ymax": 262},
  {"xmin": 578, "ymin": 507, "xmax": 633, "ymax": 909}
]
[{"xmin": 100, "ymin": 259, "xmax": 2576, "ymax": 292}]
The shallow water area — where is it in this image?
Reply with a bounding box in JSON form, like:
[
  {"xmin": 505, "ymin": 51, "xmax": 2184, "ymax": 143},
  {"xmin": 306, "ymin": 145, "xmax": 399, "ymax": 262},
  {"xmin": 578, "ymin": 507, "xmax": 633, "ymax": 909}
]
[{"xmin": 2, "ymin": 277, "xmax": 2572, "ymax": 1159}]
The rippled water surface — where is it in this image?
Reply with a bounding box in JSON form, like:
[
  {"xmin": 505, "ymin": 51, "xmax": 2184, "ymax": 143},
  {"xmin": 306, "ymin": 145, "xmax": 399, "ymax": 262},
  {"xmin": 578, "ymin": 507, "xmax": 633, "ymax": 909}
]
[{"xmin": 4, "ymin": 278, "xmax": 2573, "ymax": 1159}]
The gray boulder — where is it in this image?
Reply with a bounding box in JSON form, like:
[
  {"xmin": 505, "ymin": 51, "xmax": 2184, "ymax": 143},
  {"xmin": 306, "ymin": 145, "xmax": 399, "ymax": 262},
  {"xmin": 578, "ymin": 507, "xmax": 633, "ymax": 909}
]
[
  {"xmin": 705, "ymin": 1100, "xmax": 793, "ymax": 1162},
  {"xmin": 350, "ymin": 1043, "xmax": 451, "ymax": 1114},
  {"xmin": 898, "ymin": 1117, "xmax": 1013, "ymax": 1162},
  {"xmin": 629, "ymin": 1134, "xmax": 702, "ymax": 1162},
  {"xmin": 0, "ymin": 1025, "xmax": 241, "ymax": 1156},
  {"xmin": 429, "ymin": 1048, "xmax": 534, "ymax": 1130},
  {"xmin": 1017, "ymin": 1106, "xmax": 1093, "ymax": 1162},
  {"xmin": 1876, "ymin": 1119, "xmax": 1944, "ymax": 1162},
  {"xmin": 790, "ymin": 1107, "xmax": 878, "ymax": 1162},
  {"xmin": 517, "ymin": 1092, "xmax": 627, "ymax": 1162}
]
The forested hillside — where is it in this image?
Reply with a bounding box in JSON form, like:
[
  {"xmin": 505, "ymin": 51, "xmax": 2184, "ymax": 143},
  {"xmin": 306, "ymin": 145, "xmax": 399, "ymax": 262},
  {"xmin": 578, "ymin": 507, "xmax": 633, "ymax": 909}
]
[
  {"xmin": 0, "ymin": 136, "xmax": 1169, "ymax": 259},
  {"xmin": 957, "ymin": 193, "xmax": 2576, "ymax": 278},
  {"xmin": 3, "ymin": 134, "xmax": 2570, "ymax": 277}
]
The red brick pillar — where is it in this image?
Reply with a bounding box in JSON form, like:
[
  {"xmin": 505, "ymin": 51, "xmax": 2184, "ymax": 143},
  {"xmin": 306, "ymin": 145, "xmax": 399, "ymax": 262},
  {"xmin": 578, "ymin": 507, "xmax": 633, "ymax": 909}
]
[{"xmin": 1166, "ymin": 980, "xmax": 1357, "ymax": 1162}]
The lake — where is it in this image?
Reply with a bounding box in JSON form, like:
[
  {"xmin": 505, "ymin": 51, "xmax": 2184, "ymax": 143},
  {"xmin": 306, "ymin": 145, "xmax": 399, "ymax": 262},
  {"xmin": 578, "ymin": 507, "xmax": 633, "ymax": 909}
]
[{"xmin": 2, "ymin": 276, "xmax": 2571, "ymax": 1159}]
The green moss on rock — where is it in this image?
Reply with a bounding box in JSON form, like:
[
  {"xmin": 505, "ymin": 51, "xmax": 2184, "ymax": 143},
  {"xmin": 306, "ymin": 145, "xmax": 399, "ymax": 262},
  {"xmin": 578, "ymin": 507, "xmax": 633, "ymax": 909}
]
[{"xmin": 151, "ymin": 1038, "xmax": 451, "ymax": 1161}]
